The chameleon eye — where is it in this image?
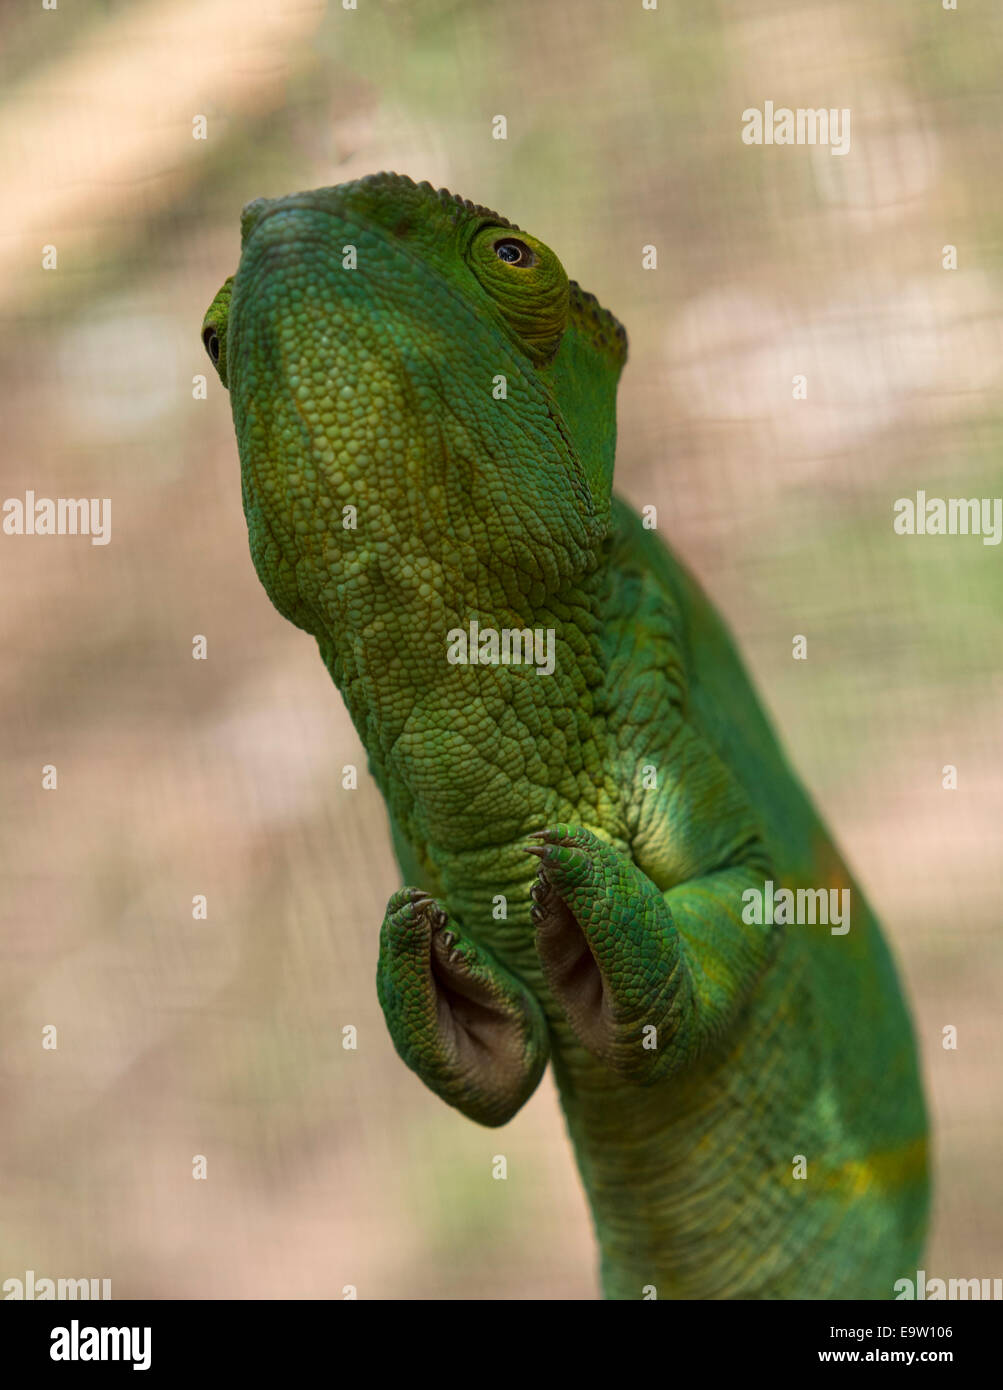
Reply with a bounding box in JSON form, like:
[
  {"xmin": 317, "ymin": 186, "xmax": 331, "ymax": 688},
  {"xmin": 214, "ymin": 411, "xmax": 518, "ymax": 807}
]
[
  {"xmin": 201, "ymin": 275, "xmax": 234, "ymax": 387},
  {"xmin": 468, "ymin": 226, "xmax": 568, "ymax": 360},
  {"xmin": 494, "ymin": 238, "xmax": 537, "ymax": 268}
]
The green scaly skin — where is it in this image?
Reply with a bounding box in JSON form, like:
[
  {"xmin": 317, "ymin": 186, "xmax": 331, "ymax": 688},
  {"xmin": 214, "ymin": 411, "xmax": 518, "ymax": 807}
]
[{"xmin": 202, "ymin": 173, "xmax": 929, "ymax": 1299}]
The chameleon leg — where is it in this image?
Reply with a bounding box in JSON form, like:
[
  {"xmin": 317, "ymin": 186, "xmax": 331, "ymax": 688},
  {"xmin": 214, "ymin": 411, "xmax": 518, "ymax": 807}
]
[
  {"xmin": 527, "ymin": 824, "xmax": 774, "ymax": 1083},
  {"xmin": 376, "ymin": 887, "xmax": 550, "ymax": 1127}
]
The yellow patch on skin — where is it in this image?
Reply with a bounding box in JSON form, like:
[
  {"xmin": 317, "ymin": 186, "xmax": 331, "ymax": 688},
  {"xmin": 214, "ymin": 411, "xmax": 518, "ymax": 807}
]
[
  {"xmin": 812, "ymin": 827, "xmax": 852, "ymax": 895},
  {"xmin": 823, "ymin": 1136, "xmax": 928, "ymax": 1198}
]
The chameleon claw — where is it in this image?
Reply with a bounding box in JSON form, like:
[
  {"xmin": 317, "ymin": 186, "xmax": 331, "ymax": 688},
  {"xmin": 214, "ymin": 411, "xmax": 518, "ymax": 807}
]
[
  {"xmin": 525, "ymin": 843, "xmax": 585, "ymax": 869},
  {"xmin": 526, "ymin": 826, "xmax": 580, "ymax": 850},
  {"xmin": 407, "ymin": 892, "xmax": 449, "ymax": 933}
]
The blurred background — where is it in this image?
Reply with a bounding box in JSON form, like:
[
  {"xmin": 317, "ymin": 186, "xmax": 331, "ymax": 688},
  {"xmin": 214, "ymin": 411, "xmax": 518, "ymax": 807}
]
[{"xmin": 1, "ymin": 0, "xmax": 1000, "ymax": 1299}]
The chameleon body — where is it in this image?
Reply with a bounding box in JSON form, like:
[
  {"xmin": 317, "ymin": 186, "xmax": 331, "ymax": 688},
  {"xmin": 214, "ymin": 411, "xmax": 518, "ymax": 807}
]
[{"xmin": 203, "ymin": 173, "xmax": 928, "ymax": 1299}]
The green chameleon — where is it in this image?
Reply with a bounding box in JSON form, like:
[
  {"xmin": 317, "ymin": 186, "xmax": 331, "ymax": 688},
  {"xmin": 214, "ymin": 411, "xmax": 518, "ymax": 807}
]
[{"xmin": 202, "ymin": 172, "xmax": 928, "ymax": 1299}]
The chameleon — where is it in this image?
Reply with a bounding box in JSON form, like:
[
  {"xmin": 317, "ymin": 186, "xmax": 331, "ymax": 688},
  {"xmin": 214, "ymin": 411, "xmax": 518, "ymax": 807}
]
[{"xmin": 201, "ymin": 172, "xmax": 929, "ymax": 1299}]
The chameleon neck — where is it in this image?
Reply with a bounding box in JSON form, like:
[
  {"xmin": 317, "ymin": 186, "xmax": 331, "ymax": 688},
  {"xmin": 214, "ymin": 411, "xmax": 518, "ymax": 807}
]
[{"xmin": 314, "ymin": 544, "xmax": 613, "ymax": 856}]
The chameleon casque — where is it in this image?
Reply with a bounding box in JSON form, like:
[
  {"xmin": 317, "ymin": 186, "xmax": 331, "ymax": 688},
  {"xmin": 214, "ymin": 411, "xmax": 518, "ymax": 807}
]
[{"xmin": 202, "ymin": 172, "xmax": 928, "ymax": 1300}]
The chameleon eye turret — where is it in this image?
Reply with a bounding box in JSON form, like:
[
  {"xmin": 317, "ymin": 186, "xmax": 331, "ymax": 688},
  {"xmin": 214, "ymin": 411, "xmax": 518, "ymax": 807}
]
[
  {"xmin": 202, "ymin": 324, "xmax": 220, "ymax": 364},
  {"xmin": 200, "ymin": 275, "xmax": 233, "ymax": 387}
]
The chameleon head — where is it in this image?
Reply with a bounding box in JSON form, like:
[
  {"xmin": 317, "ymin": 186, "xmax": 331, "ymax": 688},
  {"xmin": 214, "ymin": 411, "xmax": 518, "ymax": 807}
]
[{"xmin": 201, "ymin": 172, "xmax": 627, "ymax": 650}]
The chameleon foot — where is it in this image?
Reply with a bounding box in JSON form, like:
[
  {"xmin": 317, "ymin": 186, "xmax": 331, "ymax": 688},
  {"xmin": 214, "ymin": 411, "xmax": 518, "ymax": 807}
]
[
  {"xmin": 525, "ymin": 825, "xmax": 688, "ymax": 1083},
  {"xmin": 377, "ymin": 887, "xmax": 549, "ymax": 1126}
]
